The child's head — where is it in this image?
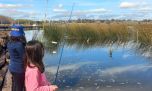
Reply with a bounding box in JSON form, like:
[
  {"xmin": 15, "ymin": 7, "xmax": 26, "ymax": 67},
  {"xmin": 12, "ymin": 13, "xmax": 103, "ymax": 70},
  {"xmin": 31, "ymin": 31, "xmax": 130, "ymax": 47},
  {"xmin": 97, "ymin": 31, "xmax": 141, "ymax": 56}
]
[
  {"xmin": 25, "ymin": 40, "xmax": 45, "ymax": 73},
  {"xmin": 10, "ymin": 24, "xmax": 25, "ymax": 36},
  {"xmin": 9, "ymin": 24, "xmax": 26, "ymax": 42}
]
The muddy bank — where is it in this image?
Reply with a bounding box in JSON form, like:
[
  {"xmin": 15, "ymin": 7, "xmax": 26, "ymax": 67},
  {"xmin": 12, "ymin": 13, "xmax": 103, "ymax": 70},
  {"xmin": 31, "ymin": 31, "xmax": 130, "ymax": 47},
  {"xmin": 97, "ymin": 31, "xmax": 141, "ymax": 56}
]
[
  {"xmin": 0, "ymin": 64, "xmax": 8, "ymax": 91},
  {"xmin": 0, "ymin": 55, "xmax": 8, "ymax": 91},
  {"xmin": 0, "ymin": 31, "xmax": 9, "ymax": 55},
  {"xmin": 1, "ymin": 68, "xmax": 11, "ymax": 91},
  {"xmin": 0, "ymin": 31, "xmax": 9, "ymax": 38},
  {"xmin": 0, "ymin": 31, "xmax": 9, "ymax": 91}
]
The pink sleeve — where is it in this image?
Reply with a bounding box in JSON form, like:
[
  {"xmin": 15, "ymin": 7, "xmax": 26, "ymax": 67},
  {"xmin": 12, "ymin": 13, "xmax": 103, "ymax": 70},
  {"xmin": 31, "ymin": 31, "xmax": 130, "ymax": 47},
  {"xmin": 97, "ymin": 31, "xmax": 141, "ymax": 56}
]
[
  {"xmin": 41, "ymin": 73, "xmax": 51, "ymax": 85},
  {"xmin": 25, "ymin": 69, "xmax": 54, "ymax": 91}
]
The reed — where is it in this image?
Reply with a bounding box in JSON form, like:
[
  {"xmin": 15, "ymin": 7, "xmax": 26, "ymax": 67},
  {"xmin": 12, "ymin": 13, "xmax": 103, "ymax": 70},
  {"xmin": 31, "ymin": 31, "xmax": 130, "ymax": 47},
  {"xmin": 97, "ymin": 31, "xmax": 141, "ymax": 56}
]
[{"xmin": 43, "ymin": 22, "xmax": 152, "ymax": 48}]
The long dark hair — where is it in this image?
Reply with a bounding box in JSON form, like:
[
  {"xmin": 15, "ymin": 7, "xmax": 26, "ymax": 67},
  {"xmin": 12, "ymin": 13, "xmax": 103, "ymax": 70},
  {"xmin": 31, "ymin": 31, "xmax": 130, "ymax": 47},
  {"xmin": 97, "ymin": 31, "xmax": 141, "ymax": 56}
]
[{"xmin": 25, "ymin": 40, "xmax": 45, "ymax": 73}]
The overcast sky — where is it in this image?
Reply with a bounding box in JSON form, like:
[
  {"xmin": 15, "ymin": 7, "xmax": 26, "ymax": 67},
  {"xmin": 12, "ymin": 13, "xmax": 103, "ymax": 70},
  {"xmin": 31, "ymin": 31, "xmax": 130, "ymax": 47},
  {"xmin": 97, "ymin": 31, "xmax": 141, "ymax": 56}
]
[{"xmin": 0, "ymin": 0, "xmax": 152, "ymax": 20}]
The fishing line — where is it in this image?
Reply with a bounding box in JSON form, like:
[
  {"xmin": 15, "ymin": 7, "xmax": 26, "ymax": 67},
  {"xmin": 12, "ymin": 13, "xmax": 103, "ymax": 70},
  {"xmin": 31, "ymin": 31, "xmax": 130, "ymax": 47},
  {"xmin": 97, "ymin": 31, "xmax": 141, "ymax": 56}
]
[
  {"xmin": 32, "ymin": 0, "xmax": 49, "ymax": 40},
  {"xmin": 54, "ymin": 3, "xmax": 75, "ymax": 85}
]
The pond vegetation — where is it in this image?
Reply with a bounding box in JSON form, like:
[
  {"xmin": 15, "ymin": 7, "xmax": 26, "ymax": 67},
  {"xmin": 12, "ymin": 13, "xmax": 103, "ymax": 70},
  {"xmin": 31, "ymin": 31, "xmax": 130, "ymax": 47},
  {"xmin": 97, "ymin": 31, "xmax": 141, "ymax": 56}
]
[{"xmin": 43, "ymin": 22, "xmax": 152, "ymax": 57}]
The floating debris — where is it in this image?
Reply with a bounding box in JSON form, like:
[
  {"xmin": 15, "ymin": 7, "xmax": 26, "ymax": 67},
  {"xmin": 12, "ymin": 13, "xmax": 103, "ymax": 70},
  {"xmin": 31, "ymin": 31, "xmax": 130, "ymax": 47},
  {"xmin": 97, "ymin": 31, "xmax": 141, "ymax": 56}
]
[
  {"xmin": 137, "ymin": 82, "xmax": 142, "ymax": 85},
  {"xmin": 100, "ymin": 79, "xmax": 105, "ymax": 82},
  {"xmin": 96, "ymin": 86, "xmax": 100, "ymax": 89},
  {"xmin": 106, "ymin": 85, "xmax": 112, "ymax": 88},
  {"xmin": 110, "ymin": 79, "xmax": 115, "ymax": 83},
  {"xmin": 79, "ymin": 87, "xmax": 84, "ymax": 89},
  {"xmin": 120, "ymin": 82, "xmax": 125, "ymax": 85},
  {"xmin": 65, "ymin": 86, "xmax": 70, "ymax": 88}
]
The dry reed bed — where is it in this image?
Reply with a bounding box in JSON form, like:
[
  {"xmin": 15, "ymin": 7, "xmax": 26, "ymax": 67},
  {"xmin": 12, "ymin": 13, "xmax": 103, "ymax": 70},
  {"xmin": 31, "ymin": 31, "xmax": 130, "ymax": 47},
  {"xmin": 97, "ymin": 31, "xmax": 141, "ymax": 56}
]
[{"xmin": 44, "ymin": 23, "xmax": 152, "ymax": 44}]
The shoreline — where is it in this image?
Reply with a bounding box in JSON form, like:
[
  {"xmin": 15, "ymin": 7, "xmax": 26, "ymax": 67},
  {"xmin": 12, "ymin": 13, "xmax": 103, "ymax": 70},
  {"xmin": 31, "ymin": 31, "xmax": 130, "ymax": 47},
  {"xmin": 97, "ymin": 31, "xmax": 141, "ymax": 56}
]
[{"xmin": 0, "ymin": 55, "xmax": 9, "ymax": 91}]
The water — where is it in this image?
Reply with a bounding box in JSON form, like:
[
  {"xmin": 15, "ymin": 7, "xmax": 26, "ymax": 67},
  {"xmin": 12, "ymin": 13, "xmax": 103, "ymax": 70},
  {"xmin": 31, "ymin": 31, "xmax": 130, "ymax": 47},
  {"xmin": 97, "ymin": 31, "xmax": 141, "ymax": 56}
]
[{"xmin": 26, "ymin": 30, "xmax": 152, "ymax": 91}]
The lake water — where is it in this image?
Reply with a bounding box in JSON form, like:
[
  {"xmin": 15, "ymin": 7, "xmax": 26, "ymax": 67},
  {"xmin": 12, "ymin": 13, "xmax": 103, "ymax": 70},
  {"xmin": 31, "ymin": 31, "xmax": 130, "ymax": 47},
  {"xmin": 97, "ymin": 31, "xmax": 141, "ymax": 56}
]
[{"xmin": 25, "ymin": 30, "xmax": 152, "ymax": 91}]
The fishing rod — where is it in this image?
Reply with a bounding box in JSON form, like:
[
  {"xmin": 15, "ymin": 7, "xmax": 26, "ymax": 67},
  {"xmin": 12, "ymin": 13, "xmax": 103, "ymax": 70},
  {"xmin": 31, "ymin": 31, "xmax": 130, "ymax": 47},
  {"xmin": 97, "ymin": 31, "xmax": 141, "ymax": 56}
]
[
  {"xmin": 54, "ymin": 3, "xmax": 75, "ymax": 85},
  {"xmin": 32, "ymin": 17, "xmax": 39, "ymax": 40},
  {"xmin": 32, "ymin": 0, "xmax": 48, "ymax": 40}
]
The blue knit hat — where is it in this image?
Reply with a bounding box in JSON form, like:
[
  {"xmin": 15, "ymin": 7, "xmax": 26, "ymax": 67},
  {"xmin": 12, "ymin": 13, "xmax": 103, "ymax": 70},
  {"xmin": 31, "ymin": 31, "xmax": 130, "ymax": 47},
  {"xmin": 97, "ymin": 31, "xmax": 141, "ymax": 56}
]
[{"xmin": 10, "ymin": 24, "xmax": 25, "ymax": 37}]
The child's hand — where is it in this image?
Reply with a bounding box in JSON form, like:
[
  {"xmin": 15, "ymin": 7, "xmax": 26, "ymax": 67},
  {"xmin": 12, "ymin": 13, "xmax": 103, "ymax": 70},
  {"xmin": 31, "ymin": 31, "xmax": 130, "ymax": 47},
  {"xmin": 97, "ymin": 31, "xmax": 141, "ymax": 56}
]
[{"xmin": 50, "ymin": 85, "xmax": 58, "ymax": 91}]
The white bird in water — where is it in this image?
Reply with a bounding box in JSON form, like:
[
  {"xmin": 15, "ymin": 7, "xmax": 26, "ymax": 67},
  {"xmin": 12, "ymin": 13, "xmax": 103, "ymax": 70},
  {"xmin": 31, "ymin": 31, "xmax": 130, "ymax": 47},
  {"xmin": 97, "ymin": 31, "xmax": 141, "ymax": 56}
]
[
  {"xmin": 32, "ymin": 24, "xmax": 37, "ymax": 27},
  {"xmin": 87, "ymin": 38, "xmax": 90, "ymax": 43},
  {"xmin": 52, "ymin": 51, "xmax": 57, "ymax": 54},
  {"xmin": 51, "ymin": 41, "xmax": 58, "ymax": 44}
]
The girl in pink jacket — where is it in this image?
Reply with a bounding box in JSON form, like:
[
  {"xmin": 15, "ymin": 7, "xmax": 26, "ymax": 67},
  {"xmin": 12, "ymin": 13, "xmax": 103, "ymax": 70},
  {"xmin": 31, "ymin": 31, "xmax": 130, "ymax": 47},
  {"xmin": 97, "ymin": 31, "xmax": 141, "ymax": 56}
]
[{"xmin": 25, "ymin": 40, "xmax": 58, "ymax": 91}]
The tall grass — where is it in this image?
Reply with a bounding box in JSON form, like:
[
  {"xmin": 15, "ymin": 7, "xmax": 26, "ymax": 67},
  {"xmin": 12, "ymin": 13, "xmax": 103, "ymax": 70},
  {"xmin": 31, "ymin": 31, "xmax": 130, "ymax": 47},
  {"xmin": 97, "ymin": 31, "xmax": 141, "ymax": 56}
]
[{"xmin": 43, "ymin": 22, "xmax": 152, "ymax": 48}]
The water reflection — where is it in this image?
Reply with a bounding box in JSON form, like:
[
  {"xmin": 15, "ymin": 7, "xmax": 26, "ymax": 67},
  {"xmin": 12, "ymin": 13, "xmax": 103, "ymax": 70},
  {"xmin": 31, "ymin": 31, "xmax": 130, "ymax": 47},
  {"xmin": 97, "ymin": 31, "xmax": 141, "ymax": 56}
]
[
  {"xmin": 25, "ymin": 30, "xmax": 152, "ymax": 91},
  {"xmin": 43, "ymin": 26, "xmax": 152, "ymax": 58},
  {"xmin": 43, "ymin": 43, "xmax": 152, "ymax": 91}
]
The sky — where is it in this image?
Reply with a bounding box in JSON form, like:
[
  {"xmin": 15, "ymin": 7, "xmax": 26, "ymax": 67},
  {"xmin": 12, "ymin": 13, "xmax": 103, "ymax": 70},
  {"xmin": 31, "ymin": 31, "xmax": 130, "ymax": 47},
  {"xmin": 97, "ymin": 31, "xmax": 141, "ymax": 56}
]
[{"xmin": 0, "ymin": 0, "xmax": 152, "ymax": 20}]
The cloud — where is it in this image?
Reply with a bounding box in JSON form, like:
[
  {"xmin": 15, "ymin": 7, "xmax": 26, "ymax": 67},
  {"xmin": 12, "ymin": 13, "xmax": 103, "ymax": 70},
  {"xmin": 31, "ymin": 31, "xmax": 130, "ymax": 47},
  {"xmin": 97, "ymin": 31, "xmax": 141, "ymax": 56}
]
[
  {"xmin": 120, "ymin": 1, "xmax": 152, "ymax": 11},
  {"xmin": 0, "ymin": 3, "xmax": 32, "ymax": 9},
  {"xmin": 58, "ymin": 4, "xmax": 63, "ymax": 8},
  {"xmin": 53, "ymin": 8, "xmax": 67, "ymax": 13},
  {"xmin": 97, "ymin": 64, "xmax": 152, "ymax": 76},
  {"xmin": 114, "ymin": 13, "xmax": 148, "ymax": 20},
  {"xmin": 119, "ymin": 1, "xmax": 152, "ymax": 19},
  {"xmin": 120, "ymin": 2, "xmax": 137, "ymax": 8},
  {"xmin": 82, "ymin": 8, "xmax": 108, "ymax": 13},
  {"xmin": 53, "ymin": 3, "xmax": 109, "ymax": 16},
  {"xmin": 137, "ymin": 7, "xmax": 152, "ymax": 13},
  {"xmin": 99, "ymin": 14, "xmax": 119, "ymax": 19},
  {"xmin": 0, "ymin": 9, "xmax": 37, "ymax": 18},
  {"xmin": 123, "ymin": 13, "xmax": 145, "ymax": 18},
  {"xmin": 53, "ymin": 8, "xmax": 108, "ymax": 14},
  {"xmin": 54, "ymin": 4, "xmax": 64, "ymax": 9},
  {"xmin": 46, "ymin": 61, "xmax": 96, "ymax": 74},
  {"xmin": 1, "ymin": 0, "xmax": 33, "ymax": 2},
  {"xmin": 51, "ymin": 3, "xmax": 109, "ymax": 20},
  {"xmin": 53, "ymin": 4, "xmax": 68, "ymax": 13},
  {"xmin": 98, "ymin": 13, "xmax": 146, "ymax": 20},
  {"xmin": 76, "ymin": 2, "xmax": 100, "ymax": 6},
  {"xmin": 98, "ymin": 12, "xmax": 150, "ymax": 20},
  {"xmin": 52, "ymin": 7, "xmax": 109, "ymax": 19}
]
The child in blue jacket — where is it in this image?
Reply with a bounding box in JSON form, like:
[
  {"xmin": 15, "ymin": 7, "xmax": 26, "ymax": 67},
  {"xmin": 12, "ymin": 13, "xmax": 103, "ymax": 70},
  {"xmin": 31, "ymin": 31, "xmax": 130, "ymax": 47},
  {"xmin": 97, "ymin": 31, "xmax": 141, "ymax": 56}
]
[{"xmin": 7, "ymin": 24, "xmax": 26, "ymax": 91}]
